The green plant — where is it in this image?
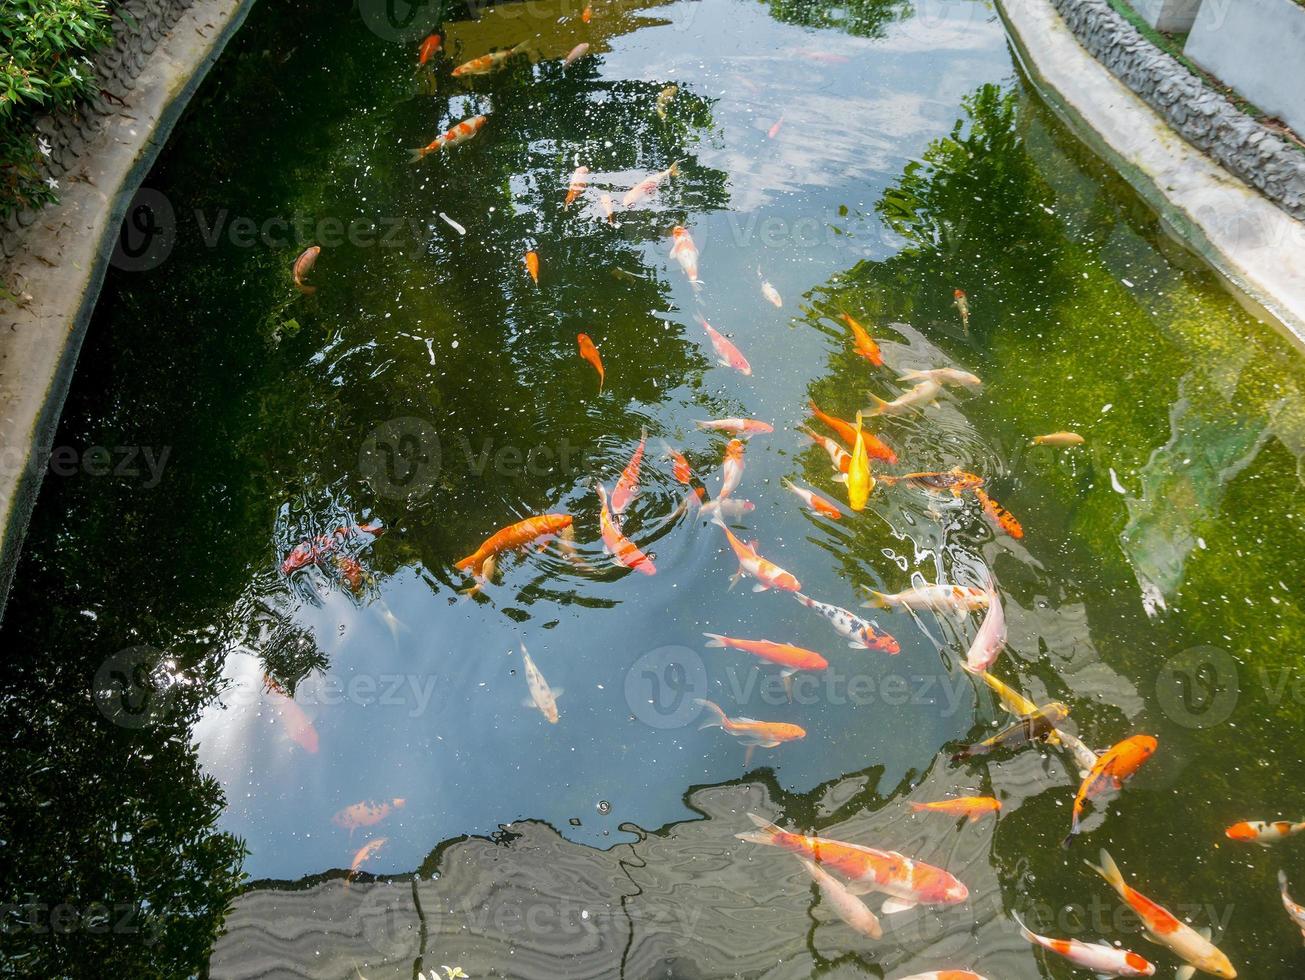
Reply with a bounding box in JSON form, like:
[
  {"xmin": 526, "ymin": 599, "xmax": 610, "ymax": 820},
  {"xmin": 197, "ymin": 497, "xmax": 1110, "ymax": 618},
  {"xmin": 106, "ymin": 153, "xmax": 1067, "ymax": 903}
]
[{"xmin": 0, "ymin": 0, "xmax": 113, "ymax": 217}]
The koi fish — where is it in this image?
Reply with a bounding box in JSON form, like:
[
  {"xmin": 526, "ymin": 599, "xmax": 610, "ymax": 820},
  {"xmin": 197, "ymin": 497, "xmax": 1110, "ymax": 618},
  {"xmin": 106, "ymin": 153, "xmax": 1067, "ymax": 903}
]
[
  {"xmin": 798, "ymin": 857, "xmax": 882, "ymax": 939},
  {"xmin": 1087, "ymin": 850, "xmax": 1236, "ymax": 978},
  {"xmin": 663, "ymin": 443, "xmax": 693, "ymax": 484},
  {"xmin": 1059, "ymin": 728, "xmax": 1102, "ymax": 778},
  {"xmin": 655, "ymin": 84, "xmax": 678, "ymax": 120},
  {"xmin": 963, "ymin": 582, "xmax": 1005, "ymax": 673},
  {"xmin": 719, "ymin": 439, "xmax": 745, "ymax": 499},
  {"xmin": 898, "ymin": 974, "xmax": 987, "ymax": 980},
  {"xmin": 597, "ymin": 192, "xmax": 616, "ymax": 221},
  {"xmin": 565, "ymin": 165, "xmax": 590, "ymax": 207},
  {"xmin": 1067, "ymin": 735, "xmax": 1158, "ymax": 845},
  {"xmin": 697, "ymin": 496, "xmax": 755, "ymax": 523},
  {"xmin": 455, "ymin": 514, "xmax": 574, "ymax": 580},
  {"xmin": 267, "ymin": 684, "xmax": 319, "ymax": 753},
  {"xmin": 782, "ymin": 479, "xmax": 841, "ymax": 520},
  {"xmin": 880, "ymin": 468, "xmax": 984, "ymax": 496},
  {"xmin": 577, "ymin": 333, "xmax": 604, "ymax": 391},
  {"xmin": 410, "ymin": 114, "xmax": 489, "ymax": 161},
  {"xmin": 1032, "ymin": 431, "xmax": 1085, "ymax": 447},
  {"xmin": 800, "ymin": 425, "xmax": 851, "ymax": 475},
  {"xmin": 736, "ymin": 813, "xmax": 970, "ymax": 911},
  {"xmin": 333, "ymin": 798, "xmax": 406, "ymax": 832},
  {"xmin": 525, "ymin": 250, "xmax": 540, "ymax": 284},
  {"xmin": 954, "ymin": 288, "xmax": 969, "ymax": 332},
  {"xmin": 695, "ymin": 418, "xmax": 773, "ymax": 437},
  {"xmin": 450, "ymin": 41, "xmax": 527, "ymax": 77},
  {"xmin": 952, "ymin": 702, "xmax": 1069, "ymax": 760},
  {"xmin": 897, "ymin": 367, "xmax": 981, "ymax": 388},
  {"xmin": 865, "ymin": 379, "xmax": 941, "ymax": 415},
  {"xmin": 846, "ymin": 412, "xmax": 873, "ymax": 511},
  {"xmin": 418, "ymin": 34, "xmax": 441, "ymax": 65},
  {"xmin": 863, "ymin": 583, "xmax": 988, "ymax": 614},
  {"xmin": 703, "ymin": 633, "xmax": 828, "ymax": 675},
  {"xmin": 975, "ymin": 487, "xmax": 1024, "ymax": 539},
  {"xmin": 760, "ymin": 277, "xmax": 782, "ymax": 308},
  {"xmin": 767, "ymin": 116, "xmax": 784, "ymax": 140},
  {"xmin": 1013, "ymin": 913, "xmax": 1155, "ymax": 977},
  {"xmin": 669, "ymin": 226, "xmax": 701, "ymax": 284},
  {"xmin": 582, "ymin": 4, "xmax": 592, "ymax": 22},
  {"xmin": 623, "ymin": 160, "xmax": 679, "ymax": 207},
  {"xmin": 521, "ymin": 643, "xmax": 560, "ymax": 723},
  {"xmin": 335, "ymin": 555, "xmax": 366, "ymax": 593},
  {"xmin": 807, "ymin": 400, "xmax": 897, "ymax": 464},
  {"xmin": 794, "ymin": 592, "xmax": 898, "ymax": 654},
  {"xmin": 439, "ymin": 212, "xmax": 466, "ymax": 235},
  {"xmin": 712, "ymin": 515, "xmax": 800, "ymax": 592},
  {"xmin": 1279, "ymin": 871, "xmax": 1305, "ymax": 944},
  {"xmin": 908, "ymin": 797, "xmax": 1001, "ymax": 822},
  {"xmin": 348, "ymin": 837, "xmax": 387, "ymax": 880},
  {"xmin": 293, "ymin": 245, "xmax": 321, "ymax": 294},
  {"xmin": 695, "ymin": 700, "xmax": 806, "ymax": 760},
  {"xmin": 281, "ymin": 521, "xmax": 385, "ymax": 575},
  {"xmin": 563, "ymin": 42, "xmax": 590, "ymax": 67},
  {"xmin": 842, "ymin": 313, "xmax": 882, "ymax": 366},
  {"xmin": 611, "ymin": 429, "xmax": 647, "ymax": 515},
  {"xmin": 696, "ymin": 314, "xmax": 750, "ymax": 374},
  {"xmin": 596, "ymin": 482, "xmax": 655, "ymax": 575},
  {"xmin": 1225, "ymin": 819, "xmax": 1305, "ymax": 845}
]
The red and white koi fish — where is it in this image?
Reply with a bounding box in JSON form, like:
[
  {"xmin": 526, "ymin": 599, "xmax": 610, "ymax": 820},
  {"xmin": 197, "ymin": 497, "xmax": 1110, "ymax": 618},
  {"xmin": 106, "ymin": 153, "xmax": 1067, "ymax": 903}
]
[
  {"xmin": 1014, "ymin": 913, "xmax": 1155, "ymax": 977},
  {"xmin": 1088, "ymin": 850, "xmax": 1236, "ymax": 978},
  {"xmin": 596, "ymin": 482, "xmax": 655, "ymax": 575},
  {"xmin": 963, "ymin": 581, "xmax": 1005, "ymax": 673},
  {"xmin": 695, "ymin": 418, "xmax": 773, "ymax": 437},
  {"xmin": 795, "ymin": 591, "xmax": 898, "ymax": 653},
  {"xmin": 1067, "ymin": 736, "xmax": 1158, "ymax": 844},
  {"xmin": 799, "ymin": 857, "xmax": 882, "ymax": 939},
  {"xmin": 703, "ymin": 633, "xmax": 827, "ymax": 674},
  {"xmin": 1279, "ymin": 871, "xmax": 1305, "ymax": 945},
  {"xmin": 293, "ymin": 245, "xmax": 321, "ymax": 294},
  {"xmin": 455, "ymin": 514, "xmax": 574, "ymax": 581},
  {"xmin": 760, "ymin": 275, "xmax": 782, "ymax": 307},
  {"xmin": 712, "ymin": 515, "xmax": 799, "ymax": 592},
  {"xmin": 663, "ymin": 443, "xmax": 693, "ymax": 484},
  {"xmin": 898, "ymin": 367, "xmax": 981, "ymax": 388},
  {"xmin": 521, "ymin": 643, "xmax": 560, "ymax": 723},
  {"xmin": 410, "ymin": 114, "xmax": 489, "ymax": 161},
  {"xmin": 418, "ymin": 34, "xmax": 442, "ymax": 65},
  {"xmin": 800, "ymin": 426, "xmax": 851, "ymax": 475},
  {"xmin": 623, "ymin": 160, "xmax": 679, "ymax": 208},
  {"xmin": 565, "ymin": 165, "xmax": 590, "ymax": 207},
  {"xmin": 611, "ymin": 428, "xmax": 647, "ymax": 515},
  {"xmin": 696, "ymin": 314, "xmax": 751, "ymax": 374},
  {"xmin": 1225, "ymin": 819, "xmax": 1305, "ymax": 845},
  {"xmin": 719, "ymin": 439, "xmax": 745, "ymax": 498},
  {"xmin": 863, "ymin": 583, "xmax": 988, "ymax": 614},
  {"xmin": 842, "ymin": 312, "xmax": 882, "ymax": 366},
  {"xmin": 908, "ymin": 797, "xmax": 1001, "ymax": 822},
  {"xmin": 954, "ymin": 288, "xmax": 970, "ymax": 332},
  {"xmin": 866, "ymin": 379, "xmax": 941, "ymax": 415},
  {"xmin": 451, "ymin": 41, "xmax": 527, "ymax": 77},
  {"xmin": 782, "ymin": 479, "xmax": 841, "ymax": 520},
  {"xmin": 669, "ymin": 226, "xmax": 701, "ymax": 284},
  {"xmin": 333, "ymin": 798, "xmax": 406, "ymax": 833},
  {"xmin": 563, "ymin": 42, "xmax": 589, "ymax": 66},
  {"xmin": 695, "ymin": 700, "xmax": 806, "ymax": 755},
  {"xmin": 736, "ymin": 813, "xmax": 970, "ymax": 912},
  {"xmin": 348, "ymin": 837, "xmax": 387, "ymax": 882}
]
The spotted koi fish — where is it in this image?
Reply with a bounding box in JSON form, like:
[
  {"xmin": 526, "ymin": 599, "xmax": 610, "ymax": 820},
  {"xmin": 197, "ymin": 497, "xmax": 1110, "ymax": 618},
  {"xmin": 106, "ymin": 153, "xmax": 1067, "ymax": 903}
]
[
  {"xmin": 410, "ymin": 114, "xmax": 488, "ymax": 162},
  {"xmin": 1226, "ymin": 818, "xmax": 1305, "ymax": 845},
  {"xmin": 975, "ymin": 487, "xmax": 1024, "ymax": 538},
  {"xmin": 794, "ymin": 591, "xmax": 898, "ymax": 653},
  {"xmin": 451, "ymin": 41, "xmax": 527, "ymax": 77}
]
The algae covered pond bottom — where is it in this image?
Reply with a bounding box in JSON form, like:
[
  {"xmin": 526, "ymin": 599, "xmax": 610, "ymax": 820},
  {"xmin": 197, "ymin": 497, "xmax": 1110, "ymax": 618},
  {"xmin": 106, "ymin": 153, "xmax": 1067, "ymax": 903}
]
[{"xmin": 4, "ymin": 0, "xmax": 1305, "ymax": 976}]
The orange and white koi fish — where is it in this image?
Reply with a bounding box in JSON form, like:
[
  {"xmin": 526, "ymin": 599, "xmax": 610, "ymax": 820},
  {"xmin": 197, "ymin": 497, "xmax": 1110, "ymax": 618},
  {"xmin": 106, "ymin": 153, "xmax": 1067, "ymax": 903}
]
[
  {"xmin": 293, "ymin": 245, "xmax": 321, "ymax": 294},
  {"xmin": 455, "ymin": 514, "xmax": 574, "ymax": 581},
  {"xmin": 1013, "ymin": 913, "xmax": 1155, "ymax": 977},
  {"xmin": 866, "ymin": 379, "xmax": 941, "ymax": 415},
  {"xmin": 954, "ymin": 288, "xmax": 970, "ymax": 332},
  {"xmin": 410, "ymin": 114, "xmax": 489, "ymax": 161},
  {"xmin": 1225, "ymin": 819, "xmax": 1305, "ymax": 845},
  {"xmin": 842, "ymin": 313, "xmax": 883, "ymax": 366},
  {"xmin": 975, "ymin": 488, "xmax": 1024, "ymax": 539},
  {"xmin": 898, "ymin": 974, "xmax": 988, "ymax": 980},
  {"xmin": 348, "ymin": 837, "xmax": 387, "ymax": 880},
  {"xmin": 767, "ymin": 116, "xmax": 784, "ymax": 140},
  {"xmin": 795, "ymin": 591, "xmax": 899, "ymax": 654},
  {"xmin": 695, "ymin": 418, "xmax": 773, "ymax": 437},
  {"xmin": 712, "ymin": 515, "xmax": 800, "ymax": 592},
  {"xmin": 266, "ymin": 684, "xmax": 319, "ymax": 753},
  {"xmin": 799, "ymin": 857, "xmax": 882, "ymax": 938},
  {"xmin": 524, "ymin": 250, "xmax": 540, "ymax": 284},
  {"xmin": 719, "ymin": 438, "xmax": 745, "ymax": 498},
  {"xmin": 963, "ymin": 582, "xmax": 1005, "ymax": 673},
  {"xmin": 451, "ymin": 41, "xmax": 527, "ymax": 77},
  {"xmin": 846, "ymin": 412, "xmax": 873, "ymax": 511},
  {"xmin": 698, "ymin": 496, "xmax": 755, "ymax": 523},
  {"xmin": 696, "ymin": 314, "xmax": 751, "ymax": 375},
  {"xmin": 898, "ymin": 367, "xmax": 981, "ymax": 388},
  {"xmin": 879, "ymin": 468, "xmax": 984, "ymax": 496},
  {"xmin": 908, "ymin": 797, "xmax": 1001, "ymax": 822},
  {"xmin": 611, "ymin": 428, "xmax": 647, "ymax": 515},
  {"xmin": 1279, "ymin": 871, "xmax": 1305, "ymax": 944},
  {"xmin": 800, "ymin": 426, "xmax": 851, "ymax": 475},
  {"xmin": 596, "ymin": 482, "xmax": 656, "ymax": 575},
  {"xmin": 736, "ymin": 813, "xmax": 970, "ymax": 911},
  {"xmin": 521, "ymin": 643, "xmax": 560, "ymax": 723},
  {"xmin": 565, "ymin": 165, "xmax": 590, "ymax": 207},
  {"xmin": 1088, "ymin": 850, "xmax": 1236, "ymax": 978},
  {"xmin": 782, "ymin": 479, "xmax": 841, "ymax": 520},
  {"xmin": 1032, "ymin": 431, "xmax": 1085, "ymax": 447},
  {"xmin": 418, "ymin": 34, "xmax": 442, "ymax": 65},
  {"xmin": 333, "ymin": 798, "xmax": 406, "ymax": 833},
  {"xmin": 623, "ymin": 160, "xmax": 679, "ymax": 207},
  {"xmin": 863, "ymin": 583, "xmax": 988, "ymax": 614},
  {"xmin": 663, "ymin": 443, "xmax": 693, "ymax": 484},
  {"xmin": 563, "ymin": 42, "xmax": 590, "ymax": 66},
  {"xmin": 655, "ymin": 85, "xmax": 677, "ymax": 120},
  {"xmin": 1067, "ymin": 735, "xmax": 1158, "ymax": 845},
  {"xmin": 669, "ymin": 226, "xmax": 701, "ymax": 284},
  {"xmin": 807, "ymin": 400, "xmax": 897, "ymax": 464},
  {"xmin": 704, "ymin": 633, "xmax": 827, "ymax": 675},
  {"xmin": 695, "ymin": 700, "xmax": 806, "ymax": 756},
  {"xmin": 760, "ymin": 276, "xmax": 782, "ymax": 307},
  {"xmin": 577, "ymin": 333, "xmax": 604, "ymax": 392},
  {"xmin": 597, "ymin": 192, "xmax": 616, "ymax": 221}
]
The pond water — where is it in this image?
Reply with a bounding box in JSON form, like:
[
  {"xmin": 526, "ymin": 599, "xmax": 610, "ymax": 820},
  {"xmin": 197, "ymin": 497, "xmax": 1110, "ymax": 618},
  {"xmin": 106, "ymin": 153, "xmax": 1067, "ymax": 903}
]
[{"xmin": 4, "ymin": 0, "xmax": 1305, "ymax": 976}]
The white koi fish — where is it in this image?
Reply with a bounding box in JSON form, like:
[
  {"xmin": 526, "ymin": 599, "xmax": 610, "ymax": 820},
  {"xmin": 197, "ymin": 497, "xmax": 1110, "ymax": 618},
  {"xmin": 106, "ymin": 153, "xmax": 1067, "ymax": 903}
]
[
  {"xmin": 520, "ymin": 643, "xmax": 561, "ymax": 723},
  {"xmin": 865, "ymin": 380, "xmax": 941, "ymax": 415},
  {"xmin": 798, "ymin": 857, "xmax": 882, "ymax": 939}
]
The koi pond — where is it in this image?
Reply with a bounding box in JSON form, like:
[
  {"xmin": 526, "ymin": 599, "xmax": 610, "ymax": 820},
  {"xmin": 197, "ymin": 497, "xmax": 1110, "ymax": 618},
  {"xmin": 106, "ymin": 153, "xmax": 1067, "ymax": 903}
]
[{"xmin": 4, "ymin": 0, "xmax": 1305, "ymax": 975}]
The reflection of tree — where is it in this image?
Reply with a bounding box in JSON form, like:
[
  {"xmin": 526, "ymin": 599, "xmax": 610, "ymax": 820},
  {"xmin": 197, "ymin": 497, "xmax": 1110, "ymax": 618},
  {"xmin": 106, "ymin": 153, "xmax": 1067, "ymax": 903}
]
[{"xmin": 761, "ymin": 0, "xmax": 913, "ymax": 38}]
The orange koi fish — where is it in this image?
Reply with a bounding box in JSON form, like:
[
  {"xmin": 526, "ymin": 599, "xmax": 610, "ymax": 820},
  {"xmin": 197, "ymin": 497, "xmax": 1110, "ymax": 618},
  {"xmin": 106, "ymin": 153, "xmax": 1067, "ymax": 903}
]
[
  {"xmin": 418, "ymin": 34, "xmax": 442, "ymax": 65},
  {"xmin": 663, "ymin": 443, "xmax": 693, "ymax": 484},
  {"xmin": 782, "ymin": 479, "xmax": 841, "ymax": 520},
  {"xmin": 1013, "ymin": 913, "xmax": 1155, "ymax": 977},
  {"xmin": 695, "ymin": 418, "xmax": 773, "ymax": 437},
  {"xmin": 565, "ymin": 165, "xmax": 590, "ymax": 208},
  {"xmin": 711, "ymin": 515, "xmax": 800, "ymax": 592},
  {"xmin": 719, "ymin": 438, "xmax": 745, "ymax": 498},
  {"xmin": 564, "ymin": 42, "xmax": 590, "ymax": 67},
  {"xmin": 1067, "ymin": 735, "xmax": 1158, "ymax": 845},
  {"xmin": 695, "ymin": 700, "xmax": 806, "ymax": 759},
  {"xmin": 576, "ymin": 333, "xmax": 604, "ymax": 392},
  {"xmin": 293, "ymin": 245, "xmax": 320, "ymax": 294},
  {"xmin": 267, "ymin": 685, "xmax": 318, "ymax": 754},
  {"xmin": 451, "ymin": 41, "xmax": 527, "ymax": 77},
  {"xmin": 582, "ymin": 4, "xmax": 592, "ymax": 22},
  {"xmin": 697, "ymin": 314, "xmax": 751, "ymax": 375},
  {"xmin": 334, "ymin": 555, "xmax": 365, "ymax": 593},
  {"xmin": 348, "ymin": 837, "xmax": 387, "ymax": 880},
  {"xmin": 954, "ymin": 288, "xmax": 970, "ymax": 332},
  {"xmin": 622, "ymin": 160, "xmax": 679, "ymax": 207},
  {"xmin": 908, "ymin": 797, "xmax": 1001, "ymax": 822},
  {"xmin": 845, "ymin": 412, "xmax": 873, "ymax": 510},
  {"xmin": 333, "ymin": 798, "xmax": 406, "ymax": 833},
  {"xmin": 768, "ymin": 116, "xmax": 784, "ymax": 139},
  {"xmin": 524, "ymin": 250, "xmax": 540, "ymax": 284},
  {"xmin": 800, "ymin": 426, "xmax": 851, "ymax": 475},
  {"xmin": 703, "ymin": 633, "xmax": 828, "ymax": 674},
  {"xmin": 410, "ymin": 114, "xmax": 489, "ymax": 161},
  {"xmin": 975, "ymin": 487, "xmax": 1024, "ymax": 539},
  {"xmin": 1087, "ymin": 850, "xmax": 1236, "ymax": 978},
  {"xmin": 455, "ymin": 514, "xmax": 574, "ymax": 580},
  {"xmin": 596, "ymin": 482, "xmax": 655, "ymax": 575},
  {"xmin": 807, "ymin": 400, "xmax": 897, "ymax": 464},
  {"xmin": 669, "ymin": 226, "xmax": 701, "ymax": 284},
  {"xmin": 736, "ymin": 813, "xmax": 970, "ymax": 911},
  {"xmin": 611, "ymin": 429, "xmax": 647, "ymax": 515},
  {"xmin": 1225, "ymin": 818, "xmax": 1305, "ymax": 845},
  {"xmin": 842, "ymin": 312, "xmax": 883, "ymax": 366}
]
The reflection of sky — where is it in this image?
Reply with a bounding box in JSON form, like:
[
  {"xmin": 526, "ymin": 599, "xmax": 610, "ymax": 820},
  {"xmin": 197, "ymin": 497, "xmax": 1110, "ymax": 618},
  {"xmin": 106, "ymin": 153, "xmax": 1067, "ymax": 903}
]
[{"xmin": 194, "ymin": 0, "xmax": 1019, "ymax": 883}]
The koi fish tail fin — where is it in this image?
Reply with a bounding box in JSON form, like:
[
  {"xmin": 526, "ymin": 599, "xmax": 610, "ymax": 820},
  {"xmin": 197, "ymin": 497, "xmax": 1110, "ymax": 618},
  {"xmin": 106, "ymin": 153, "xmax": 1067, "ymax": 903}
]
[
  {"xmin": 1010, "ymin": 912, "xmax": 1036, "ymax": 943},
  {"xmin": 510, "ymin": 40, "xmax": 531, "ymax": 55},
  {"xmin": 668, "ymin": 160, "xmax": 682, "ymax": 178},
  {"xmin": 409, "ymin": 147, "xmax": 430, "ymax": 164},
  {"xmin": 702, "ymin": 633, "xmax": 728, "ymax": 648},
  {"xmin": 1085, "ymin": 849, "xmax": 1125, "ymax": 890},
  {"xmin": 897, "ymin": 370, "xmax": 924, "ymax": 382},
  {"xmin": 734, "ymin": 830, "xmax": 775, "ymax": 846},
  {"xmin": 735, "ymin": 812, "xmax": 785, "ymax": 844},
  {"xmin": 453, "ymin": 554, "xmax": 477, "ymax": 572},
  {"xmin": 861, "ymin": 590, "xmax": 890, "ymax": 609},
  {"xmin": 864, "ymin": 394, "xmax": 890, "ymax": 416},
  {"xmin": 693, "ymin": 698, "xmax": 727, "ymax": 729}
]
